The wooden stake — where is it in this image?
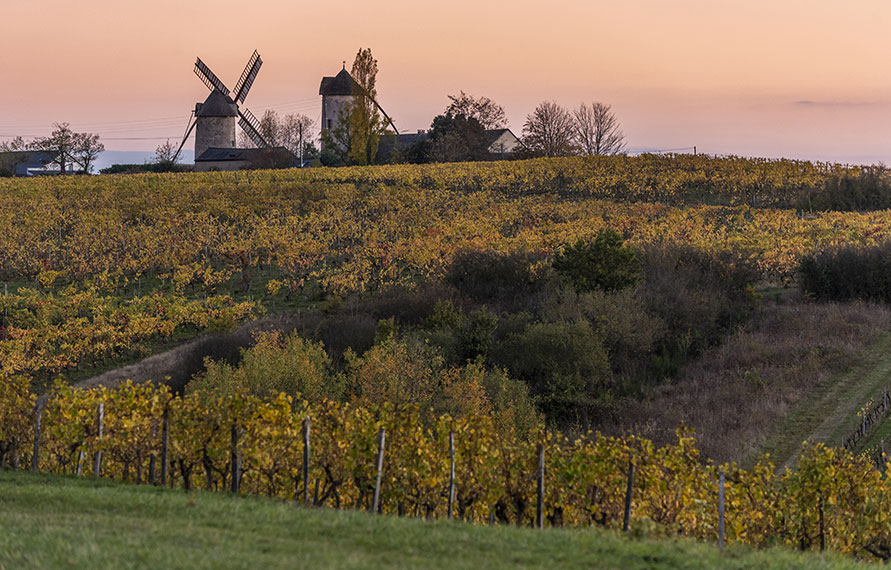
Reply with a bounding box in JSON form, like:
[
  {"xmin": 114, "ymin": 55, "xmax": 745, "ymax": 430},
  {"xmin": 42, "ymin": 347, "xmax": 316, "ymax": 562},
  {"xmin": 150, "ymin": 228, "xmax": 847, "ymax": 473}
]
[
  {"xmin": 448, "ymin": 431, "xmax": 455, "ymax": 520},
  {"xmin": 161, "ymin": 408, "xmax": 170, "ymax": 487},
  {"xmin": 230, "ymin": 422, "xmax": 241, "ymax": 493},
  {"xmin": 93, "ymin": 402, "xmax": 104, "ymax": 478},
  {"xmin": 536, "ymin": 443, "xmax": 545, "ymax": 529},
  {"xmin": 718, "ymin": 470, "xmax": 725, "ymax": 549},
  {"xmin": 371, "ymin": 427, "xmax": 386, "ymax": 514},
  {"xmin": 623, "ymin": 460, "xmax": 635, "ymax": 532},
  {"xmin": 31, "ymin": 402, "xmax": 42, "ymax": 472},
  {"xmin": 303, "ymin": 416, "xmax": 311, "ymax": 506}
]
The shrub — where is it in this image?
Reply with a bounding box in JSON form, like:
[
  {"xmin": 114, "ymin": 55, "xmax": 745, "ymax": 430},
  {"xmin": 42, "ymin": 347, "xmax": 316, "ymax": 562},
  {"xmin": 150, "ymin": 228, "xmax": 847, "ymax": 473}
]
[
  {"xmin": 552, "ymin": 229, "xmax": 640, "ymax": 293},
  {"xmin": 800, "ymin": 241, "xmax": 891, "ymax": 303},
  {"xmin": 538, "ymin": 287, "xmax": 662, "ymax": 378},
  {"xmin": 491, "ymin": 320, "xmax": 612, "ymax": 426},
  {"xmin": 640, "ymin": 243, "xmax": 757, "ymax": 374},
  {"xmin": 445, "ymin": 249, "xmax": 543, "ymax": 307},
  {"xmin": 188, "ymin": 330, "xmax": 338, "ymax": 402}
]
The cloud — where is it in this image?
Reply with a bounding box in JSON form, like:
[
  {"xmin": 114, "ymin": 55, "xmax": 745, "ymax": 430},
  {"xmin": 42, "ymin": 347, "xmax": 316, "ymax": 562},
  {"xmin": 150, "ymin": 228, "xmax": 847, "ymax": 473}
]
[{"xmin": 794, "ymin": 99, "xmax": 886, "ymax": 108}]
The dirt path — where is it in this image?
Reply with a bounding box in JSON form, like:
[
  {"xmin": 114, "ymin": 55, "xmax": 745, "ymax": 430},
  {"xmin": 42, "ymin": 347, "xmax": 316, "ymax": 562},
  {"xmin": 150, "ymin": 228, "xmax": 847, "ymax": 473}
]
[
  {"xmin": 73, "ymin": 314, "xmax": 294, "ymax": 392},
  {"xmin": 767, "ymin": 333, "xmax": 891, "ymax": 470}
]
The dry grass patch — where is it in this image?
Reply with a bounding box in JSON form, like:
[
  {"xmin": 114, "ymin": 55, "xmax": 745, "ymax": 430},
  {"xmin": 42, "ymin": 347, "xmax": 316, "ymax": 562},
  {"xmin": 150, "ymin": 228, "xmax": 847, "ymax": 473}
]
[{"xmin": 607, "ymin": 300, "xmax": 890, "ymax": 465}]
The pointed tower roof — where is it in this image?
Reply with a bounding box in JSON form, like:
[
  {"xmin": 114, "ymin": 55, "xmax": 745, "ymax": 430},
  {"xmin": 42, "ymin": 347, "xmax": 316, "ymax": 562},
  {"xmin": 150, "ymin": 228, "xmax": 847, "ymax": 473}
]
[
  {"xmin": 197, "ymin": 89, "xmax": 238, "ymax": 117},
  {"xmin": 319, "ymin": 67, "xmax": 363, "ymax": 96}
]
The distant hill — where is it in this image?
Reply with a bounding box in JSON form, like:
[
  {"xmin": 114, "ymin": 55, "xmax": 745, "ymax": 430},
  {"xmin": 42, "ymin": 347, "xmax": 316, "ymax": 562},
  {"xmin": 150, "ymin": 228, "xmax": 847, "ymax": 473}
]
[{"xmin": 93, "ymin": 150, "xmax": 194, "ymax": 174}]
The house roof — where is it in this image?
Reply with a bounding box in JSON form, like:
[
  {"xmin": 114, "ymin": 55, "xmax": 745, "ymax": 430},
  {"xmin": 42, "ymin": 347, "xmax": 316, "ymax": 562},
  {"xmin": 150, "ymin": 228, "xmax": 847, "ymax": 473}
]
[
  {"xmin": 197, "ymin": 90, "xmax": 238, "ymax": 118},
  {"xmin": 7, "ymin": 150, "xmax": 59, "ymax": 176},
  {"xmin": 485, "ymin": 128, "xmax": 519, "ymax": 145},
  {"xmin": 195, "ymin": 146, "xmax": 297, "ymax": 166},
  {"xmin": 195, "ymin": 147, "xmax": 261, "ymax": 162},
  {"xmin": 319, "ymin": 68, "xmax": 363, "ymax": 96}
]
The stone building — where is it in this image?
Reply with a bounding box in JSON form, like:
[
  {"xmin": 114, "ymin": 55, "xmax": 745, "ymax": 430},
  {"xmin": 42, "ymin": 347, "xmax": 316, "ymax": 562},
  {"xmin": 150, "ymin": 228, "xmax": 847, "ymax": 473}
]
[
  {"xmin": 194, "ymin": 90, "xmax": 238, "ymax": 161},
  {"xmin": 318, "ymin": 66, "xmax": 362, "ymax": 134}
]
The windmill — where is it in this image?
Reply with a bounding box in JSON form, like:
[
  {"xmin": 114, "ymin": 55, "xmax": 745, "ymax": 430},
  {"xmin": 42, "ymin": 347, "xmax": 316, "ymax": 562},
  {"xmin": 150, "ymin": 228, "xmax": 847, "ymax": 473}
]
[{"xmin": 174, "ymin": 50, "xmax": 268, "ymax": 162}]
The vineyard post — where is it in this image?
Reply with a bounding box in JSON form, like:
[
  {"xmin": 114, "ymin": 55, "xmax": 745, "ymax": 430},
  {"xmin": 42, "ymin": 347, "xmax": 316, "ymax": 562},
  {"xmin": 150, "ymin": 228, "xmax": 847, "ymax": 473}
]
[
  {"xmin": 371, "ymin": 427, "xmax": 386, "ymax": 514},
  {"xmin": 230, "ymin": 422, "xmax": 241, "ymax": 493},
  {"xmin": 161, "ymin": 408, "xmax": 169, "ymax": 487},
  {"xmin": 93, "ymin": 402, "xmax": 104, "ymax": 478},
  {"xmin": 76, "ymin": 450, "xmax": 84, "ymax": 477},
  {"xmin": 31, "ymin": 401, "xmax": 43, "ymax": 472},
  {"xmin": 718, "ymin": 470, "xmax": 725, "ymax": 549},
  {"xmin": 536, "ymin": 443, "xmax": 545, "ymax": 529},
  {"xmin": 303, "ymin": 416, "xmax": 311, "ymax": 506},
  {"xmin": 448, "ymin": 431, "xmax": 455, "ymax": 520},
  {"xmin": 623, "ymin": 459, "xmax": 635, "ymax": 532},
  {"xmin": 148, "ymin": 454, "xmax": 156, "ymax": 485}
]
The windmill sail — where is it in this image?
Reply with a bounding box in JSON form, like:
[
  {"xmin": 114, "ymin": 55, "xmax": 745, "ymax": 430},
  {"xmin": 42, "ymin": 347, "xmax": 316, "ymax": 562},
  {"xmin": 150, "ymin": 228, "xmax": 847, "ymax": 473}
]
[
  {"xmin": 238, "ymin": 108, "xmax": 268, "ymax": 148},
  {"xmin": 194, "ymin": 58, "xmax": 231, "ymax": 97},
  {"xmin": 234, "ymin": 50, "xmax": 262, "ymax": 104}
]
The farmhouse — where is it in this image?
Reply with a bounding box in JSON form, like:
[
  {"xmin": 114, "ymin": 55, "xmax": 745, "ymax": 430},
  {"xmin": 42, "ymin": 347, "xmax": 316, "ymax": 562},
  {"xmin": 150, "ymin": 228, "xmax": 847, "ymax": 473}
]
[
  {"xmin": 1, "ymin": 150, "xmax": 61, "ymax": 177},
  {"xmin": 375, "ymin": 128, "xmax": 521, "ymax": 163},
  {"xmin": 194, "ymin": 147, "xmax": 297, "ymax": 172}
]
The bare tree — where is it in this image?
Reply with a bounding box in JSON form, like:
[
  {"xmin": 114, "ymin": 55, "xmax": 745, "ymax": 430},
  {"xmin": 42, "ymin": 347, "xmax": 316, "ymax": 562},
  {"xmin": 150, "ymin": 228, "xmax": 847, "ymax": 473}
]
[
  {"xmin": 446, "ymin": 91, "xmax": 508, "ymax": 130},
  {"xmin": 521, "ymin": 101, "xmax": 577, "ymax": 158},
  {"xmin": 279, "ymin": 113, "xmax": 316, "ymax": 165},
  {"xmin": 71, "ymin": 132, "xmax": 104, "ymax": 174},
  {"xmin": 573, "ymin": 102, "xmax": 626, "ymax": 156},
  {"xmin": 27, "ymin": 123, "xmax": 104, "ymax": 174},
  {"xmin": 239, "ymin": 110, "xmax": 316, "ymax": 163}
]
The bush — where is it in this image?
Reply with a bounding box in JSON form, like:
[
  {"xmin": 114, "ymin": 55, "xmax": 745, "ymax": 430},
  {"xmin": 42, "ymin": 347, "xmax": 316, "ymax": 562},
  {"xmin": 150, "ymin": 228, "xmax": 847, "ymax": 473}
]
[
  {"xmin": 803, "ymin": 165, "xmax": 891, "ymax": 211},
  {"xmin": 491, "ymin": 320, "xmax": 612, "ymax": 427},
  {"xmin": 188, "ymin": 330, "xmax": 338, "ymax": 402},
  {"xmin": 537, "ymin": 287, "xmax": 662, "ymax": 378},
  {"xmin": 800, "ymin": 241, "xmax": 891, "ymax": 302},
  {"xmin": 640, "ymin": 243, "xmax": 757, "ymax": 374},
  {"xmin": 445, "ymin": 249, "xmax": 544, "ymax": 308},
  {"xmin": 552, "ymin": 229, "xmax": 640, "ymax": 293}
]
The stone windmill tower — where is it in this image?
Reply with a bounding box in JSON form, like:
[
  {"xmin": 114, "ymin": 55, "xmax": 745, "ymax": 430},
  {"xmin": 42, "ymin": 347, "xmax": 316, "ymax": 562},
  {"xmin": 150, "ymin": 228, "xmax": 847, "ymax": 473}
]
[
  {"xmin": 174, "ymin": 50, "xmax": 269, "ymax": 161},
  {"xmin": 194, "ymin": 90, "xmax": 238, "ymax": 159},
  {"xmin": 319, "ymin": 64, "xmax": 399, "ymax": 136}
]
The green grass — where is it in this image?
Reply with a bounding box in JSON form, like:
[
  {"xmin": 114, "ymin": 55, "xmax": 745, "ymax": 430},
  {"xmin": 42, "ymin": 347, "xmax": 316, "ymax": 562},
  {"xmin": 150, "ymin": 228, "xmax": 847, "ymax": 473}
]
[
  {"xmin": 0, "ymin": 471, "xmax": 867, "ymax": 569},
  {"xmin": 760, "ymin": 332, "xmax": 891, "ymax": 469}
]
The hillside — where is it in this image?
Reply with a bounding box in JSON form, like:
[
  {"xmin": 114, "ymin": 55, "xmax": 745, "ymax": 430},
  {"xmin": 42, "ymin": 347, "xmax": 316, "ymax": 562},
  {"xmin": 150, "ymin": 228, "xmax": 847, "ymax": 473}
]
[{"xmin": 0, "ymin": 470, "xmax": 865, "ymax": 570}]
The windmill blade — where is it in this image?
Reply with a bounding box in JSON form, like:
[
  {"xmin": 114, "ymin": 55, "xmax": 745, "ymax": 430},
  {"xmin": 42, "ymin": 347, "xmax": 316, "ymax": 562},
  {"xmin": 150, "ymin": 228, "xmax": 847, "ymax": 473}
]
[
  {"xmin": 238, "ymin": 108, "xmax": 269, "ymax": 148},
  {"xmin": 233, "ymin": 50, "xmax": 262, "ymax": 104},
  {"xmin": 173, "ymin": 114, "xmax": 198, "ymax": 163},
  {"xmin": 194, "ymin": 57, "xmax": 231, "ymax": 97},
  {"xmin": 370, "ymin": 96, "xmax": 399, "ymax": 135}
]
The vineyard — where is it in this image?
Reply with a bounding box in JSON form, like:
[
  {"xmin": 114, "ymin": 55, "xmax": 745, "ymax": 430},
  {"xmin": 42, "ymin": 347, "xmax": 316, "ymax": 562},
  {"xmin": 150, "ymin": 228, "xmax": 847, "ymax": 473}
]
[
  {"xmin": 3, "ymin": 156, "xmax": 891, "ymax": 382},
  {"xmin": 4, "ymin": 155, "xmax": 891, "ymax": 562},
  {"xmin": 3, "ymin": 375, "xmax": 891, "ymax": 562}
]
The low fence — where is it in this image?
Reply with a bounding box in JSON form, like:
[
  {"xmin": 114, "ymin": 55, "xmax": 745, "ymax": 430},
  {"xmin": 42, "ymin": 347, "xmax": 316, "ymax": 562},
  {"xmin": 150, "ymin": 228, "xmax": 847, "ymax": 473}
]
[
  {"xmin": 2, "ymin": 378, "xmax": 891, "ymax": 560},
  {"xmin": 840, "ymin": 386, "xmax": 891, "ymax": 469}
]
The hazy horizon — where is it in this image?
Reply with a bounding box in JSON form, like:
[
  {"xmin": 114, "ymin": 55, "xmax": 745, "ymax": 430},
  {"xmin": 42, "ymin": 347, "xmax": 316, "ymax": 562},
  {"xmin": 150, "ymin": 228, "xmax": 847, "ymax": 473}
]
[{"xmin": 2, "ymin": 0, "xmax": 889, "ymax": 165}]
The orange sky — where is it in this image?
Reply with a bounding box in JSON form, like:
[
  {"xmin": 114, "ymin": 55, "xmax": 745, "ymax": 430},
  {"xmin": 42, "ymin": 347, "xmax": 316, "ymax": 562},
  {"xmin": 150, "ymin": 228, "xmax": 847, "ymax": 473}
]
[{"xmin": 1, "ymin": 0, "xmax": 890, "ymax": 163}]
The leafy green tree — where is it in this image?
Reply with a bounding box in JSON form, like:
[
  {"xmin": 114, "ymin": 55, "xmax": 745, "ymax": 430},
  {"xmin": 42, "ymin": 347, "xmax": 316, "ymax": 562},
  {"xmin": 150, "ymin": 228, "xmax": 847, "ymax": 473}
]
[
  {"xmin": 553, "ymin": 229, "xmax": 640, "ymax": 293},
  {"xmin": 445, "ymin": 91, "xmax": 507, "ymax": 130},
  {"xmin": 321, "ymin": 48, "xmax": 386, "ymax": 166},
  {"xmin": 427, "ymin": 113, "xmax": 491, "ymax": 163}
]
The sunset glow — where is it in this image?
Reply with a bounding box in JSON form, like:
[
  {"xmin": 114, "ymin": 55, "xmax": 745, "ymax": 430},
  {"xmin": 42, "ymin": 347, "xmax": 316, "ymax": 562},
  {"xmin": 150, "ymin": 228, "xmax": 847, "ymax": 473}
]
[{"xmin": 2, "ymin": 0, "xmax": 889, "ymax": 163}]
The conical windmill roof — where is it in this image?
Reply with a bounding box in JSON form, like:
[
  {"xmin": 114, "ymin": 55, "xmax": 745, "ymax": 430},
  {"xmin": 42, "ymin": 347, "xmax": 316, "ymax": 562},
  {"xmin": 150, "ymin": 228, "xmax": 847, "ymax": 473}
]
[
  {"xmin": 198, "ymin": 90, "xmax": 238, "ymax": 117},
  {"xmin": 319, "ymin": 68, "xmax": 363, "ymax": 96}
]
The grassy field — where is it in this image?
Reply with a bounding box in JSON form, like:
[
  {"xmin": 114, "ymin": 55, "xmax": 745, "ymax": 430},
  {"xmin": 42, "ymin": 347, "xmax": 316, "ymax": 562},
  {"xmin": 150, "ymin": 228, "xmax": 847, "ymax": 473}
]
[
  {"xmin": 760, "ymin": 332, "xmax": 891, "ymax": 468},
  {"xmin": 0, "ymin": 470, "xmax": 868, "ymax": 570}
]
